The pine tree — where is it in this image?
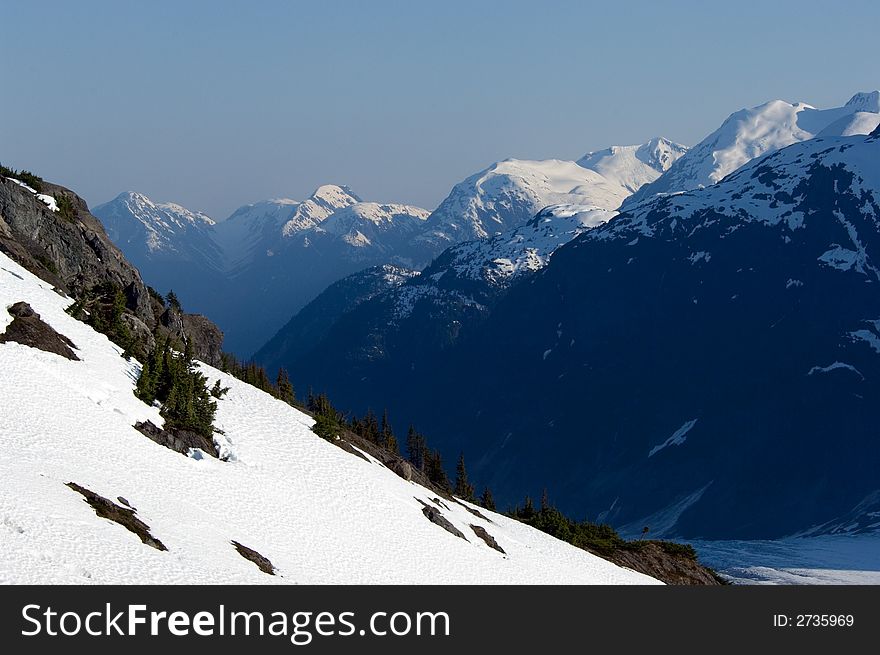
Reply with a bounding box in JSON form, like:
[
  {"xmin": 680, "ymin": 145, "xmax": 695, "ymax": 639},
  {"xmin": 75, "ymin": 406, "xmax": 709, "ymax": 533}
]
[
  {"xmin": 405, "ymin": 425, "xmax": 426, "ymax": 471},
  {"xmin": 425, "ymin": 449, "xmax": 450, "ymax": 491},
  {"xmin": 454, "ymin": 453, "xmax": 475, "ymax": 501},
  {"xmin": 166, "ymin": 290, "xmax": 181, "ymax": 311},
  {"xmin": 540, "ymin": 488, "xmax": 550, "ymax": 512},
  {"xmin": 480, "ymin": 487, "xmax": 496, "ymax": 511},
  {"xmin": 520, "ymin": 495, "xmax": 536, "ymax": 520},
  {"xmin": 380, "ymin": 408, "xmax": 395, "ymax": 449},
  {"xmin": 276, "ymin": 367, "xmax": 296, "ymax": 406}
]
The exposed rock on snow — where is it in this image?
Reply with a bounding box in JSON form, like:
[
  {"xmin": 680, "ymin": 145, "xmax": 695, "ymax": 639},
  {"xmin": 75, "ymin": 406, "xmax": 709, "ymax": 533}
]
[
  {"xmin": 66, "ymin": 482, "xmax": 167, "ymax": 551},
  {"xmin": 0, "ymin": 301, "xmax": 78, "ymax": 360}
]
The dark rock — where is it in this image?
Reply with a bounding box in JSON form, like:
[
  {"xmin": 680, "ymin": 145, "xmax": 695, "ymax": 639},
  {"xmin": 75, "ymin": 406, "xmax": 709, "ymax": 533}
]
[
  {"xmin": 116, "ymin": 496, "xmax": 133, "ymax": 509},
  {"xmin": 0, "ymin": 177, "xmax": 153, "ymax": 323},
  {"xmin": 391, "ymin": 459, "xmax": 413, "ymax": 481},
  {"xmin": 0, "ymin": 301, "xmax": 78, "ymax": 360},
  {"xmin": 134, "ymin": 420, "xmax": 217, "ymax": 458},
  {"xmin": 120, "ymin": 313, "xmax": 155, "ymax": 355},
  {"xmin": 181, "ymin": 313, "xmax": 224, "ymax": 367},
  {"xmin": 453, "ymin": 498, "xmax": 493, "ymax": 523},
  {"xmin": 470, "ymin": 524, "xmax": 505, "ymax": 554},
  {"xmin": 66, "ymin": 482, "xmax": 166, "ymax": 551},
  {"xmin": 158, "ymin": 307, "xmax": 224, "ymax": 367},
  {"xmin": 232, "ymin": 541, "xmax": 275, "ymax": 575},
  {"xmin": 420, "ymin": 503, "xmax": 468, "ymax": 541}
]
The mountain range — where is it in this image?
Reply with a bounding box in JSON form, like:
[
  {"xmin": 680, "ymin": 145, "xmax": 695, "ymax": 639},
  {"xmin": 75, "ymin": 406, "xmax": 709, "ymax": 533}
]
[
  {"xmin": 94, "ymin": 137, "xmax": 686, "ymax": 353},
  {"xmin": 253, "ymin": 92, "xmax": 880, "ymax": 541}
]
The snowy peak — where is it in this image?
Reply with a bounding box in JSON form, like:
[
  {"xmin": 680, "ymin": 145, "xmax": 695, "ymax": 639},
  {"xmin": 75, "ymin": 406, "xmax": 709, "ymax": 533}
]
[
  {"xmin": 577, "ymin": 137, "xmax": 688, "ymax": 193},
  {"xmin": 418, "ymin": 157, "xmax": 631, "ymax": 249},
  {"xmin": 93, "ymin": 191, "xmax": 217, "ymax": 257},
  {"xmin": 635, "ymin": 137, "xmax": 689, "ymax": 172},
  {"xmin": 320, "ymin": 203, "xmax": 430, "ymax": 247},
  {"xmin": 600, "ymin": 129, "xmax": 880, "ymax": 256},
  {"xmin": 280, "ymin": 184, "xmax": 361, "ymax": 237},
  {"xmin": 625, "ymin": 91, "xmax": 880, "ymax": 208}
]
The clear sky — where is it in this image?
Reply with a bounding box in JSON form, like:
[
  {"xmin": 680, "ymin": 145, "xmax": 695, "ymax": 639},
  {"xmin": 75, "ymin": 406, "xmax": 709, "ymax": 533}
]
[{"xmin": 2, "ymin": 0, "xmax": 878, "ymax": 219}]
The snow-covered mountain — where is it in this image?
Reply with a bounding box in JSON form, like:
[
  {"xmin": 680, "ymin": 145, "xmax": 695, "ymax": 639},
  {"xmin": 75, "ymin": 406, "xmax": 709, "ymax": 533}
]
[
  {"xmin": 94, "ymin": 191, "xmax": 222, "ymax": 267},
  {"xmin": 95, "ymin": 185, "xmax": 431, "ymax": 354},
  {"xmin": 414, "ymin": 137, "xmax": 686, "ymax": 253},
  {"xmin": 280, "ymin": 125, "xmax": 880, "ymax": 541},
  {"xmin": 577, "ymin": 137, "xmax": 688, "ymax": 194},
  {"xmin": 625, "ymin": 91, "xmax": 880, "ymax": 208},
  {"xmin": 0, "ymin": 247, "xmax": 657, "ymax": 585}
]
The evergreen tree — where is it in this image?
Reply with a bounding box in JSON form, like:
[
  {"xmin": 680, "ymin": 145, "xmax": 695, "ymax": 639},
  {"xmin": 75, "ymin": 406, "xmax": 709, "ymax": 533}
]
[
  {"xmin": 480, "ymin": 487, "xmax": 496, "ymax": 511},
  {"xmin": 519, "ymin": 495, "xmax": 536, "ymax": 520},
  {"xmin": 425, "ymin": 449, "xmax": 450, "ymax": 491},
  {"xmin": 540, "ymin": 487, "xmax": 550, "ymax": 512},
  {"xmin": 380, "ymin": 408, "xmax": 396, "ymax": 449},
  {"xmin": 454, "ymin": 453, "xmax": 475, "ymax": 501},
  {"xmin": 165, "ymin": 290, "xmax": 181, "ymax": 311},
  {"xmin": 406, "ymin": 425, "xmax": 426, "ymax": 471},
  {"xmin": 134, "ymin": 332, "xmax": 216, "ymax": 439},
  {"xmin": 276, "ymin": 367, "xmax": 296, "ymax": 406}
]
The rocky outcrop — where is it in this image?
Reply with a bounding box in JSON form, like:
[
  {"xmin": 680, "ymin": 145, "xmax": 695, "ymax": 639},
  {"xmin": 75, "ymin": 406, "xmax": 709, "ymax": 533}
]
[
  {"xmin": 231, "ymin": 541, "xmax": 276, "ymax": 575},
  {"xmin": 134, "ymin": 420, "xmax": 217, "ymax": 458},
  {"xmin": 419, "ymin": 502, "xmax": 468, "ymax": 541},
  {"xmin": 599, "ymin": 542, "xmax": 725, "ymax": 586},
  {"xmin": 1, "ymin": 175, "xmax": 225, "ymax": 364},
  {"xmin": 66, "ymin": 482, "xmax": 166, "ymax": 551},
  {"xmin": 0, "ymin": 301, "xmax": 78, "ymax": 360},
  {"xmin": 470, "ymin": 524, "xmax": 505, "ymax": 553},
  {"xmin": 1, "ymin": 177, "xmax": 153, "ymax": 323}
]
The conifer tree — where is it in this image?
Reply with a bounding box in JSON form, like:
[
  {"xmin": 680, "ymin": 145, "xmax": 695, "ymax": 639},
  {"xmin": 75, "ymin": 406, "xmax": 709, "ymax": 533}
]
[
  {"xmin": 454, "ymin": 453, "xmax": 475, "ymax": 501},
  {"xmin": 276, "ymin": 367, "xmax": 296, "ymax": 406},
  {"xmin": 480, "ymin": 487, "xmax": 496, "ymax": 511},
  {"xmin": 405, "ymin": 425, "xmax": 426, "ymax": 471},
  {"xmin": 166, "ymin": 290, "xmax": 181, "ymax": 311}
]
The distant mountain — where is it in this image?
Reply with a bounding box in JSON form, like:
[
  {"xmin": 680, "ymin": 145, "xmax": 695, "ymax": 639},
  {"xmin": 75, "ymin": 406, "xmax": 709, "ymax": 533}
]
[
  {"xmin": 92, "ymin": 192, "xmax": 224, "ymax": 301},
  {"xmin": 577, "ymin": 137, "xmax": 688, "ymax": 193},
  {"xmin": 99, "ymin": 138, "xmax": 681, "ymax": 355},
  {"xmin": 255, "ymin": 138, "xmax": 683, "ymax": 376},
  {"xmin": 413, "ymin": 137, "xmax": 686, "ymax": 257},
  {"xmin": 625, "ymin": 91, "xmax": 880, "ymax": 208},
  {"xmin": 282, "ymin": 125, "xmax": 880, "ymax": 540},
  {"xmin": 94, "ymin": 185, "xmax": 430, "ymax": 354}
]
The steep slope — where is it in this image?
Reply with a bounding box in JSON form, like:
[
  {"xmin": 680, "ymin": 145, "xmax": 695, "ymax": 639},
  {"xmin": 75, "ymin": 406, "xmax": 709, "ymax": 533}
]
[
  {"xmin": 0, "ymin": 248, "xmax": 657, "ymax": 585},
  {"xmin": 286, "ymin": 127, "xmax": 880, "ymax": 540},
  {"xmin": 626, "ymin": 91, "xmax": 880, "ymax": 207}
]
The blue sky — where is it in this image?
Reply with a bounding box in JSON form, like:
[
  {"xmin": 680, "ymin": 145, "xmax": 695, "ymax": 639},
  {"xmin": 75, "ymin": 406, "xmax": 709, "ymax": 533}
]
[{"xmin": 2, "ymin": 0, "xmax": 878, "ymax": 219}]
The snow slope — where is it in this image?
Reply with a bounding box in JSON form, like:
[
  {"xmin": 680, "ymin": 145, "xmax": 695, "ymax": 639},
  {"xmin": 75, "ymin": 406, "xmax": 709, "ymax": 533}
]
[
  {"xmin": 626, "ymin": 91, "xmax": 880, "ymax": 208},
  {"xmin": 0, "ymin": 250, "xmax": 656, "ymax": 585},
  {"xmin": 425, "ymin": 204, "xmax": 614, "ymax": 288},
  {"xmin": 577, "ymin": 137, "xmax": 687, "ymax": 194}
]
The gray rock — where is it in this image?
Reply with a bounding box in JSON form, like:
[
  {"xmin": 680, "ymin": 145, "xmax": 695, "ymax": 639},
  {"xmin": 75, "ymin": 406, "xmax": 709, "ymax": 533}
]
[{"xmin": 421, "ymin": 504, "xmax": 467, "ymax": 541}]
